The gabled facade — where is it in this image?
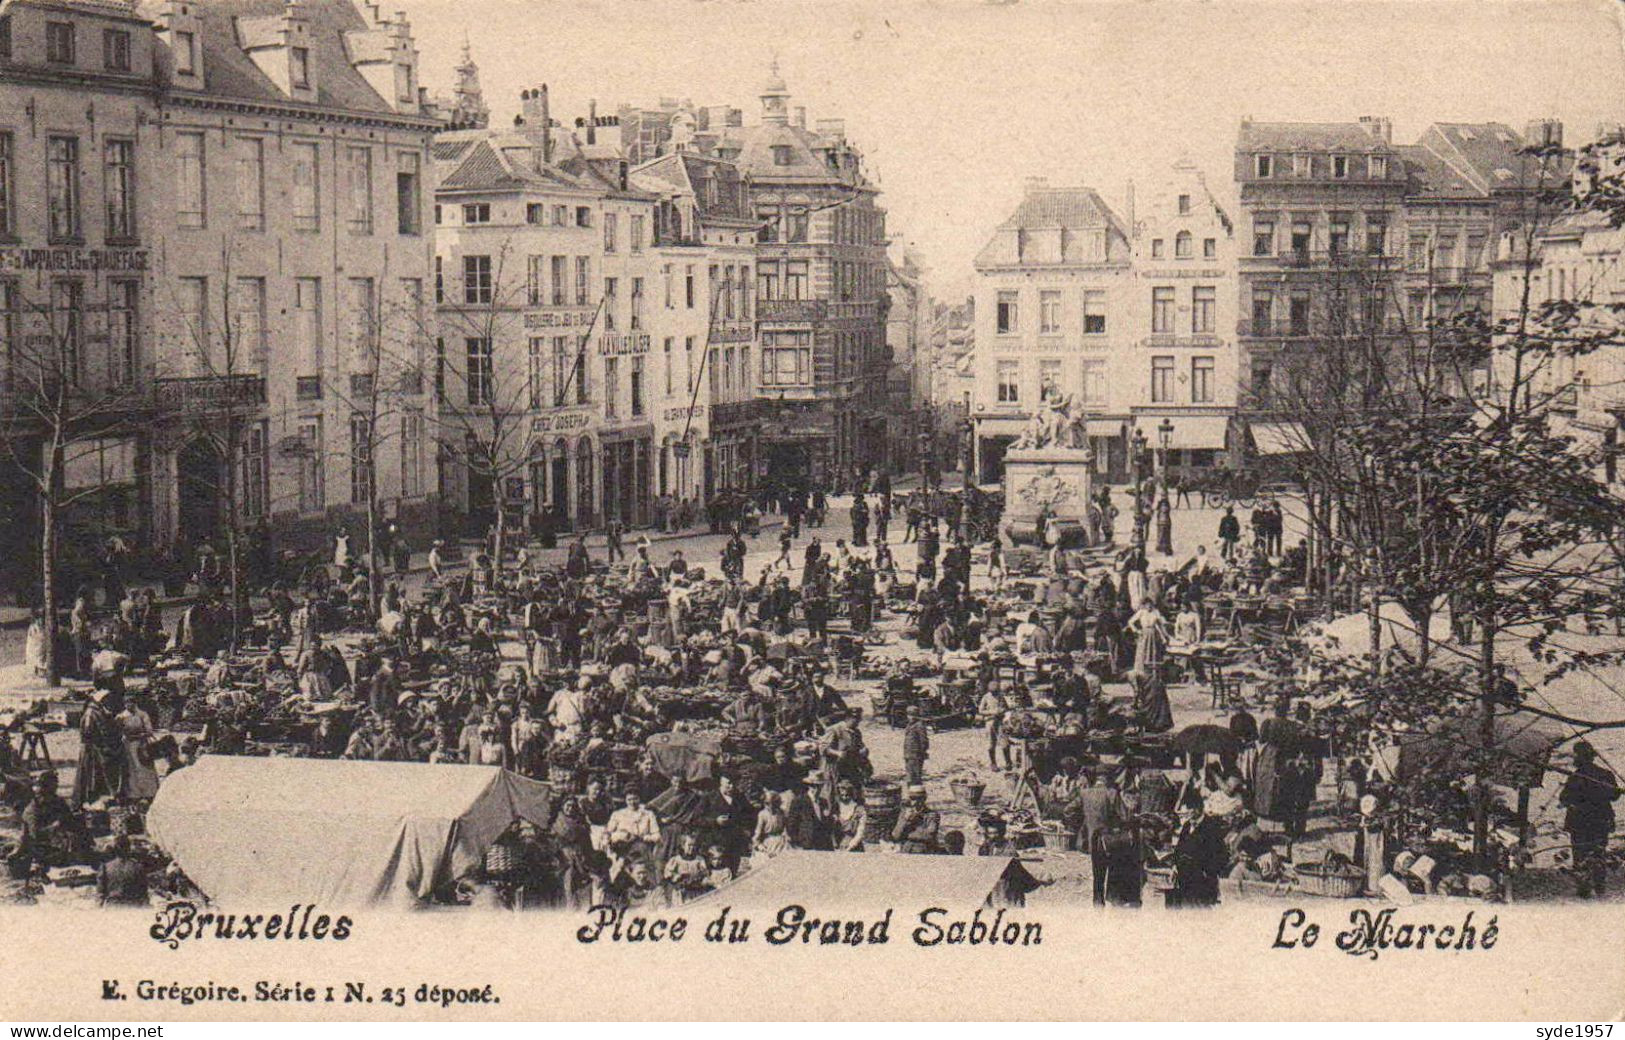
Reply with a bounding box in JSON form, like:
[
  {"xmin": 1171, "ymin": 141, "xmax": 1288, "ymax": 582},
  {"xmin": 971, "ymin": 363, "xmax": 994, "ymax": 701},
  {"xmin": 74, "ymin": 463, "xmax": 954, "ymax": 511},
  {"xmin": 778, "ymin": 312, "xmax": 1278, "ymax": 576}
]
[
  {"xmin": 1129, "ymin": 160, "xmax": 1239, "ymax": 477},
  {"xmin": 971, "ymin": 178, "xmax": 1133, "ymax": 483}
]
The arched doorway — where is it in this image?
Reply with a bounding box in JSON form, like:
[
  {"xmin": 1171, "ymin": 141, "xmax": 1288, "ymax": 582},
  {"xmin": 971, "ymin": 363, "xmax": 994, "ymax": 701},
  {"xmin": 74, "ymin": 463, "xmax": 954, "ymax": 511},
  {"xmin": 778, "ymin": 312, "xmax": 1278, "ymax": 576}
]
[
  {"xmin": 551, "ymin": 437, "xmax": 570, "ymax": 531},
  {"xmin": 176, "ymin": 439, "xmax": 223, "ymax": 549}
]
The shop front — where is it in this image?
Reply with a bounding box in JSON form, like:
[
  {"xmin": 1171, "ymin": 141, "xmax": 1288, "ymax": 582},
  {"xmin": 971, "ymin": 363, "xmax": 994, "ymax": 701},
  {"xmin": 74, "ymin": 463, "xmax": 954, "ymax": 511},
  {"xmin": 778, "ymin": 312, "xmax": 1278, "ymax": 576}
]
[
  {"xmin": 526, "ymin": 409, "xmax": 596, "ymax": 534},
  {"xmin": 1131, "ymin": 412, "xmax": 1235, "ymax": 483},
  {"xmin": 601, "ymin": 424, "xmax": 654, "ymax": 528}
]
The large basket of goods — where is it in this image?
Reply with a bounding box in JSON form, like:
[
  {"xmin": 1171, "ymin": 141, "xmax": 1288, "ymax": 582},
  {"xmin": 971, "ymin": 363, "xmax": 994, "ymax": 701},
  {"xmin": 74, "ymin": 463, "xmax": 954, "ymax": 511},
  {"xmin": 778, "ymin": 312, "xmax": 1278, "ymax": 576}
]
[
  {"xmin": 1293, "ymin": 858, "xmax": 1365, "ymax": 898},
  {"xmin": 1039, "ymin": 821, "xmax": 1073, "ymax": 852},
  {"xmin": 950, "ymin": 778, "xmax": 986, "ymax": 807},
  {"xmin": 1144, "ymin": 865, "xmax": 1177, "ymax": 892}
]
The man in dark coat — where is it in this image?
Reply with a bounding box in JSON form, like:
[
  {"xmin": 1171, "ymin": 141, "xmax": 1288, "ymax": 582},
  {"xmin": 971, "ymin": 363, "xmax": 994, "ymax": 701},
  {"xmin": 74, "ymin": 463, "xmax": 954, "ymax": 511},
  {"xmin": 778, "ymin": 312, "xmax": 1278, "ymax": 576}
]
[
  {"xmin": 1217, "ymin": 506, "xmax": 1241, "ymax": 561},
  {"xmin": 902, "ymin": 707, "xmax": 931, "ymax": 785},
  {"xmin": 850, "ymin": 495, "xmax": 869, "ymax": 548},
  {"xmin": 1169, "ymin": 801, "xmax": 1228, "ymax": 908},
  {"xmin": 1561, "ymin": 742, "xmax": 1621, "ymax": 897}
]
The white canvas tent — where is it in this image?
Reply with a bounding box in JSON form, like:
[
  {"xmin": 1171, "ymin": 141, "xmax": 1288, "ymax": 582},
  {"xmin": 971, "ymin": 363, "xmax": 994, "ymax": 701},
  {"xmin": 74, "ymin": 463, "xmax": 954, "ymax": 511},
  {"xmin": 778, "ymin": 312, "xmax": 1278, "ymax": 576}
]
[{"xmin": 146, "ymin": 756, "xmax": 553, "ymax": 907}]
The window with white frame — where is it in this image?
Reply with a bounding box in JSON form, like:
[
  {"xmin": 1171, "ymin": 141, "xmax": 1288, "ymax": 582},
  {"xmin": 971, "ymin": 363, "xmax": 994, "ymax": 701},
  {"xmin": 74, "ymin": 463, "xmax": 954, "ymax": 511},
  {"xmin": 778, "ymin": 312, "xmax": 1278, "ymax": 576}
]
[
  {"xmin": 1081, "ymin": 359, "xmax": 1105, "ymax": 405},
  {"xmin": 760, "ymin": 331, "xmax": 812, "ymax": 387},
  {"xmin": 236, "ymin": 137, "xmax": 265, "ymax": 231},
  {"xmin": 463, "ymin": 255, "xmax": 492, "ymax": 305},
  {"xmin": 107, "ymin": 280, "xmax": 138, "ymax": 387},
  {"xmin": 1083, "ymin": 290, "xmax": 1106, "ymax": 335},
  {"xmin": 1150, "ymin": 355, "xmax": 1174, "ymax": 403},
  {"xmin": 347, "ymin": 147, "xmax": 373, "ymax": 234},
  {"xmin": 47, "ymin": 136, "xmax": 82, "ymax": 240},
  {"xmin": 996, "ymin": 360, "xmax": 1019, "ymax": 403},
  {"xmin": 996, "ymin": 291, "xmax": 1019, "ymax": 335},
  {"xmin": 1151, "ymin": 287, "xmax": 1175, "ymax": 334},
  {"xmin": 1192, "ymin": 286, "xmax": 1215, "ymax": 334},
  {"xmin": 1039, "ymin": 291, "xmax": 1061, "ymax": 334},
  {"xmin": 1191, "ymin": 356, "xmax": 1214, "ymax": 403},
  {"xmin": 104, "ymin": 139, "xmax": 136, "ymax": 240},
  {"xmin": 292, "ymin": 142, "xmax": 320, "ymax": 231}
]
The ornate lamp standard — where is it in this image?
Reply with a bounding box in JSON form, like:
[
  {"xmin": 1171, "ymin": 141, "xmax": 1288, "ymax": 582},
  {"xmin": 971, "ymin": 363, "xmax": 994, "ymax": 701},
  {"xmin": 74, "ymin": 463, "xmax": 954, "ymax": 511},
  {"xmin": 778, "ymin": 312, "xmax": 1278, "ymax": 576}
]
[
  {"xmin": 1156, "ymin": 417, "xmax": 1175, "ymax": 555},
  {"xmin": 1131, "ymin": 426, "xmax": 1149, "ymax": 552}
]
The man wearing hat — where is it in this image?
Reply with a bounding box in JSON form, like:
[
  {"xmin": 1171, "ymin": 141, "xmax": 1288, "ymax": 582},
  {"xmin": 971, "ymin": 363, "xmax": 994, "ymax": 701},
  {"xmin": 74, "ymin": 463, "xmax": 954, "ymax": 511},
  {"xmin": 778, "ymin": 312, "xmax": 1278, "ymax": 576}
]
[
  {"xmin": 891, "ymin": 785, "xmax": 940, "ymax": 854},
  {"xmin": 902, "ymin": 706, "xmax": 931, "ymax": 786},
  {"xmin": 1561, "ymin": 741, "xmax": 1621, "ymax": 897}
]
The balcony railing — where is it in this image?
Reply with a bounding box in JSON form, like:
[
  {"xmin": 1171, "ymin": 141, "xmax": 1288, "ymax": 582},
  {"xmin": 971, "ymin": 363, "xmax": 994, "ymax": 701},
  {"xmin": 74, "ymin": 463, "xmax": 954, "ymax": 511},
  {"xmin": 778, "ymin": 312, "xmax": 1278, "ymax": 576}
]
[
  {"xmin": 757, "ymin": 298, "xmax": 827, "ymax": 322},
  {"xmin": 153, "ymin": 374, "xmax": 266, "ymax": 413},
  {"xmin": 712, "ymin": 400, "xmax": 762, "ymax": 427},
  {"xmin": 1245, "ymin": 248, "xmax": 1399, "ymax": 269}
]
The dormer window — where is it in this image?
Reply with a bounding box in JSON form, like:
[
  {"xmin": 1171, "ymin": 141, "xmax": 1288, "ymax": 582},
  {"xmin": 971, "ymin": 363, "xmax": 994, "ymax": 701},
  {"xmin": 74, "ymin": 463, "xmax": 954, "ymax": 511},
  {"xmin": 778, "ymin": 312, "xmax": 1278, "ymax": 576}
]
[
  {"xmin": 772, "ymin": 145, "xmax": 793, "ymax": 166},
  {"xmin": 1293, "ymin": 154, "xmax": 1311, "ymax": 177},
  {"xmin": 1255, "ymin": 155, "xmax": 1273, "ymax": 178},
  {"xmin": 0, "ymin": 16, "xmax": 11, "ymax": 60},
  {"xmin": 290, "ymin": 47, "xmax": 310, "ymax": 89},
  {"xmin": 1369, "ymin": 155, "xmax": 1388, "ymax": 179},
  {"xmin": 47, "ymin": 22, "xmax": 75, "ymax": 64},
  {"xmin": 174, "ymin": 30, "xmax": 196, "ymax": 75},
  {"xmin": 1332, "ymin": 155, "xmax": 1349, "ymax": 179}
]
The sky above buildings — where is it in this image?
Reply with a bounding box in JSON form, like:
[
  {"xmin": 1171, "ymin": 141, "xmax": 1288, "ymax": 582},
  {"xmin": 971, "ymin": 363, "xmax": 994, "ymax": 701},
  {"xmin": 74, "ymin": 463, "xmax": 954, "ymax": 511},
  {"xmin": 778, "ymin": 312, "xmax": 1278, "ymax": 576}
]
[{"xmin": 403, "ymin": 0, "xmax": 1625, "ymax": 300}]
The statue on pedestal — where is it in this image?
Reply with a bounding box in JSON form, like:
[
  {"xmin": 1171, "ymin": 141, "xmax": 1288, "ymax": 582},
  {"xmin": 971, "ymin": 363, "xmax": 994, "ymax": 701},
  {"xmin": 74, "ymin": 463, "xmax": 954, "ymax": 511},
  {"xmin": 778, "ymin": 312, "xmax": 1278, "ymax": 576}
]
[{"xmin": 1014, "ymin": 384, "xmax": 1092, "ymax": 455}]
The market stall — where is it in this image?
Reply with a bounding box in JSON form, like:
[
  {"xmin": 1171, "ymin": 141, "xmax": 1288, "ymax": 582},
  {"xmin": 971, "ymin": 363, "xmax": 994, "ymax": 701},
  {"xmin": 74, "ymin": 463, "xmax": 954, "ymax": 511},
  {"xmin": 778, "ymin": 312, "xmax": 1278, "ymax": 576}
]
[{"xmin": 146, "ymin": 755, "xmax": 553, "ymax": 906}]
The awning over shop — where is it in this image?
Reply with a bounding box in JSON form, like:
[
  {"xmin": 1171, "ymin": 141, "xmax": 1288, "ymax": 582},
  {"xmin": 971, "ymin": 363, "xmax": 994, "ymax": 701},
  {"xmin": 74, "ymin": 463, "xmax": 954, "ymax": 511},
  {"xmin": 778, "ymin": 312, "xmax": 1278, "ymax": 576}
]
[
  {"xmin": 1133, "ymin": 415, "xmax": 1231, "ymax": 450},
  {"xmin": 1086, "ymin": 419, "xmax": 1124, "ymax": 438},
  {"xmin": 146, "ymin": 756, "xmax": 553, "ymax": 907},
  {"xmin": 1249, "ymin": 420, "xmax": 1312, "ymax": 456},
  {"xmin": 688, "ymin": 851, "xmax": 1040, "ymax": 909}
]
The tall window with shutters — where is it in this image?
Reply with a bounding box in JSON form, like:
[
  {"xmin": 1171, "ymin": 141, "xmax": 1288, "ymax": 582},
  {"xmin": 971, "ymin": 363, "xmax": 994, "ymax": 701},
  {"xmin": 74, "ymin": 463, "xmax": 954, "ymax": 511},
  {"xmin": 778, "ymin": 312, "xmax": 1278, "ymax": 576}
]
[{"xmin": 291, "ymin": 143, "xmax": 320, "ymax": 232}]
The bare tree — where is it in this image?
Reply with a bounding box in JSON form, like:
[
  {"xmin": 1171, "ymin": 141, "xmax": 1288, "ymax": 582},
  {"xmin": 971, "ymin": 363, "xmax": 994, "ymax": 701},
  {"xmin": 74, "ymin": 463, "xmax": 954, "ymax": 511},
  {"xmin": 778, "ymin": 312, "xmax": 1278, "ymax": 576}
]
[
  {"xmin": 153, "ymin": 242, "xmax": 269, "ymax": 649},
  {"xmin": 1, "ymin": 278, "xmax": 146, "ymax": 685},
  {"xmin": 418, "ymin": 240, "xmax": 603, "ymax": 570}
]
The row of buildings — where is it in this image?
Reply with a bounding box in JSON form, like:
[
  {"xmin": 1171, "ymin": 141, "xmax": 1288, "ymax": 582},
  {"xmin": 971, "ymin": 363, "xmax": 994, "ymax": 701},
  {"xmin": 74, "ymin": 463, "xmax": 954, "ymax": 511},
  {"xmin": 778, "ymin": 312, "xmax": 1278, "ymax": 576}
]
[
  {"xmin": 0, "ymin": 0, "xmax": 897, "ymax": 600},
  {"xmin": 966, "ymin": 115, "xmax": 1599, "ymax": 485}
]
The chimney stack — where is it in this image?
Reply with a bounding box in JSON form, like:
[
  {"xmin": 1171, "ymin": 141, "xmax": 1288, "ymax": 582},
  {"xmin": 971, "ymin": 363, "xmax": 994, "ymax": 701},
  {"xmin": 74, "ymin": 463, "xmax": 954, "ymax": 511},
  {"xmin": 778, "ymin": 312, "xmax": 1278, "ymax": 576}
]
[
  {"xmin": 794, "ymin": 106, "xmax": 806, "ymax": 128},
  {"xmin": 587, "ymin": 99, "xmax": 597, "ymax": 145},
  {"xmin": 1525, "ymin": 118, "xmax": 1563, "ymax": 147},
  {"xmin": 1023, "ymin": 175, "xmax": 1049, "ymax": 195},
  {"xmin": 1358, "ymin": 116, "xmax": 1393, "ymax": 144}
]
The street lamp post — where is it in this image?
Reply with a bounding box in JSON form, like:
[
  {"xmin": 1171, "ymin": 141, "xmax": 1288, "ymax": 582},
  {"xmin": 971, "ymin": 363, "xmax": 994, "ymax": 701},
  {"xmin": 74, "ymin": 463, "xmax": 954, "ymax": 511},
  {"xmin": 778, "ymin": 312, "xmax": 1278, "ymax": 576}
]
[
  {"xmin": 1131, "ymin": 427, "xmax": 1148, "ymax": 552},
  {"xmin": 1156, "ymin": 417, "xmax": 1174, "ymax": 555}
]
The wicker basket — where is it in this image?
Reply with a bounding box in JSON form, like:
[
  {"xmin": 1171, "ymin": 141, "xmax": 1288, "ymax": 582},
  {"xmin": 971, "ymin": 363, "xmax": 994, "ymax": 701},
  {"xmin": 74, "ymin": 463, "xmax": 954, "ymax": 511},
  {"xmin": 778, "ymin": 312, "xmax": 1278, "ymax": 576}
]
[
  {"xmin": 1145, "ymin": 866, "xmax": 1177, "ymax": 892},
  {"xmin": 1294, "ymin": 864, "xmax": 1365, "ymax": 898},
  {"xmin": 1039, "ymin": 825, "xmax": 1073, "ymax": 852}
]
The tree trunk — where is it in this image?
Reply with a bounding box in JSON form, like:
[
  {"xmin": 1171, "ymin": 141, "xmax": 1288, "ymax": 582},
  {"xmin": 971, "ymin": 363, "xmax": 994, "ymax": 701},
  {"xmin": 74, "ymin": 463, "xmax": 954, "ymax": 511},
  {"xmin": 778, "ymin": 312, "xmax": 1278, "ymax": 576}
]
[
  {"xmin": 493, "ymin": 498, "xmax": 507, "ymax": 581},
  {"xmin": 1366, "ymin": 570, "xmax": 1383, "ymax": 676},
  {"xmin": 40, "ymin": 492, "xmax": 59, "ymax": 688},
  {"xmin": 1474, "ymin": 575, "xmax": 1497, "ymax": 864},
  {"xmin": 366, "ymin": 481, "xmax": 380, "ymax": 616}
]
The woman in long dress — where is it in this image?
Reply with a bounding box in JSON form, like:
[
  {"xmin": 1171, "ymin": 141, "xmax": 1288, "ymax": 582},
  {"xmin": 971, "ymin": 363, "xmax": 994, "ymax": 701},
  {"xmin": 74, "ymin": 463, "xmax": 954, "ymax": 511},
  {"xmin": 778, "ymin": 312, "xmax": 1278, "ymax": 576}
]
[
  {"xmin": 24, "ymin": 611, "xmax": 48, "ymax": 677},
  {"xmin": 116, "ymin": 700, "xmax": 161, "ymax": 801},
  {"xmin": 1128, "ymin": 601, "xmax": 1168, "ymax": 678},
  {"xmin": 752, "ymin": 791, "xmax": 791, "ymax": 857}
]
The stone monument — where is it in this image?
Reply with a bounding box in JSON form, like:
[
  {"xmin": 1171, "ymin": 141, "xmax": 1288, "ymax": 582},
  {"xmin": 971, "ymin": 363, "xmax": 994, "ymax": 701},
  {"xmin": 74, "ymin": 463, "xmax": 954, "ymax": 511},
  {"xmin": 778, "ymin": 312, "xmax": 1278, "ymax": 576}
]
[{"xmin": 1002, "ymin": 386, "xmax": 1097, "ymax": 547}]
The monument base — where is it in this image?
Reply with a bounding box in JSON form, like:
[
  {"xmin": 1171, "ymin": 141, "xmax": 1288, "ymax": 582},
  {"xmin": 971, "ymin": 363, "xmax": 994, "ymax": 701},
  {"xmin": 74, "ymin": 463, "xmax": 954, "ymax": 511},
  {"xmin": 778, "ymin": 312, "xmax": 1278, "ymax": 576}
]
[{"xmin": 1002, "ymin": 447, "xmax": 1096, "ymax": 547}]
